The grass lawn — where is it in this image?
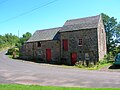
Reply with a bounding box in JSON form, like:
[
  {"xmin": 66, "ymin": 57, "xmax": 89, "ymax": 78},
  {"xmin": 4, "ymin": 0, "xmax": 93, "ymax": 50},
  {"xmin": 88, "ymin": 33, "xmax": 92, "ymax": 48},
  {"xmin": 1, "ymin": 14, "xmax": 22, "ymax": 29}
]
[
  {"xmin": 87, "ymin": 63, "xmax": 112, "ymax": 70},
  {"xmin": 0, "ymin": 84, "xmax": 119, "ymax": 90}
]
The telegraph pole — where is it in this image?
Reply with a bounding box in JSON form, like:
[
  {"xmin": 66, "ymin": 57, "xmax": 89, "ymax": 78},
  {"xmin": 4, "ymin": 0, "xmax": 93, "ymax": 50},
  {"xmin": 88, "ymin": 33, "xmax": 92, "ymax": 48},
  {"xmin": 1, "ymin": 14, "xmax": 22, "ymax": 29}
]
[
  {"xmin": 18, "ymin": 30, "xmax": 19, "ymax": 38},
  {"xmin": 18, "ymin": 28, "xmax": 20, "ymax": 47}
]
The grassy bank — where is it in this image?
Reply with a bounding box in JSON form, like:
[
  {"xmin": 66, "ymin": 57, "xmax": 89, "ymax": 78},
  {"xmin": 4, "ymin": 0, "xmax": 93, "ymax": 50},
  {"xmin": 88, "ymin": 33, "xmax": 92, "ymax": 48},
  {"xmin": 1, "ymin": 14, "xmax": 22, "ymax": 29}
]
[
  {"xmin": 0, "ymin": 46, "xmax": 14, "ymax": 52},
  {"xmin": 0, "ymin": 84, "xmax": 119, "ymax": 90},
  {"xmin": 75, "ymin": 59, "xmax": 113, "ymax": 70}
]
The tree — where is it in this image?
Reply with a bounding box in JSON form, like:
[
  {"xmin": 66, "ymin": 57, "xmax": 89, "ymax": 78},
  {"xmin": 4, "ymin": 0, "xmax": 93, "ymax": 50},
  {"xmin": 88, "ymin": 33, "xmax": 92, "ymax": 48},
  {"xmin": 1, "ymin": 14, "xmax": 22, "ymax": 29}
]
[
  {"xmin": 0, "ymin": 32, "xmax": 32, "ymax": 51},
  {"xmin": 101, "ymin": 13, "xmax": 118, "ymax": 53},
  {"xmin": 0, "ymin": 33, "xmax": 19, "ymax": 51},
  {"xmin": 4, "ymin": 33, "xmax": 19, "ymax": 46},
  {"xmin": 19, "ymin": 32, "xmax": 32, "ymax": 45},
  {"xmin": 115, "ymin": 23, "xmax": 120, "ymax": 44}
]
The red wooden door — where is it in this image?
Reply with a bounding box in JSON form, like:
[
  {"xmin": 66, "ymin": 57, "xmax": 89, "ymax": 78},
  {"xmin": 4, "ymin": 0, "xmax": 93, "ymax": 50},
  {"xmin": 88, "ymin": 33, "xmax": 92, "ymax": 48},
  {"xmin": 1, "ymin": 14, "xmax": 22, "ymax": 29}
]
[
  {"xmin": 71, "ymin": 52, "xmax": 77, "ymax": 65},
  {"xmin": 63, "ymin": 39, "xmax": 68, "ymax": 51},
  {"xmin": 46, "ymin": 49, "xmax": 51, "ymax": 62}
]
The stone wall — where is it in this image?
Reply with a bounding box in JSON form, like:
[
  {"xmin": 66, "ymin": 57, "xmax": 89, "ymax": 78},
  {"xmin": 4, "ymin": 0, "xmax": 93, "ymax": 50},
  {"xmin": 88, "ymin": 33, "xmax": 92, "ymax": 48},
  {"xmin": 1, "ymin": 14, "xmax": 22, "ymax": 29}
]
[
  {"xmin": 60, "ymin": 29, "xmax": 98, "ymax": 65},
  {"xmin": 35, "ymin": 40, "xmax": 60, "ymax": 64},
  {"xmin": 19, "ymin": 44, "xmax": 26, "ymax": 59},
  {"xmin": 97, "ymin": 15, "xmax": 107, "ymax": 60},
  {"xmin": 19, "ymin": 43, "xmax": 34, "ymax": 60},
  {"xmin": 20, "ymin": 40, "xmax": 60, "ymax": 64}
]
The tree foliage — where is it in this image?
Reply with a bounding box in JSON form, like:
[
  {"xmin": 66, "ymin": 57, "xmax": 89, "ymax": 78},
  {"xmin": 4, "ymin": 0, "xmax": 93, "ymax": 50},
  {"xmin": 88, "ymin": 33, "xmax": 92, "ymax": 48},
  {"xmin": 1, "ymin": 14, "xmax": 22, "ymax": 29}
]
[
  {"xmin": 101, "ymin": 13, "xmax": 117, "ymax": 52},
  {"xmin": 101, "ymin": 13, "xmax": 120, "ymax": 57},
  {"xmin": 115, "ymin": 23, "xmax": 120, "ymax": 43},
  {"xmin": 0, "ymin": 32, "xmax": 32, "ymax": 50},
  {"xmin": 0, "ymin": 33, "xmax": 19, "ymax": 50},
  {"xmin": 19, "ymin": 32, "xmax": 32, "ymax": 45}
]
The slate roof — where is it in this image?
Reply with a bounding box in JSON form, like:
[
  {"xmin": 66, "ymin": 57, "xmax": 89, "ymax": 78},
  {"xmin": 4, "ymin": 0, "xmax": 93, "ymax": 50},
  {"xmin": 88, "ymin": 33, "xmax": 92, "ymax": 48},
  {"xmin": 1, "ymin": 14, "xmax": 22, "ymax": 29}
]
[
  {"xmin": 60, "ymin": 15, "xmax": 100, "ymax": 32},
  {"xmin": 27, "ymin": 15, "xmax": 101, "ymax": 42},
  {"xmin": 27, "ymin": 27, "xmax": 61, "ymax": 42}
]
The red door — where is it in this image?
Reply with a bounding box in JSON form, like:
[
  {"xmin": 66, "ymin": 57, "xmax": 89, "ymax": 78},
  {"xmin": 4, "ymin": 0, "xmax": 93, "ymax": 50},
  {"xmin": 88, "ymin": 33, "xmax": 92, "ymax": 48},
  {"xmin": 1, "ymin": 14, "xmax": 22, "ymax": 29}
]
[
  {"xmin": 46, "ymin": 49, "xmax": 51, "ymax": 62},
  {"xmin": 63, "ymin": 39, "xmax": 68, "ymax": 51},
  {"xmin": 71, "ymin": 52, "xmax": 77, "ymax": 65}
]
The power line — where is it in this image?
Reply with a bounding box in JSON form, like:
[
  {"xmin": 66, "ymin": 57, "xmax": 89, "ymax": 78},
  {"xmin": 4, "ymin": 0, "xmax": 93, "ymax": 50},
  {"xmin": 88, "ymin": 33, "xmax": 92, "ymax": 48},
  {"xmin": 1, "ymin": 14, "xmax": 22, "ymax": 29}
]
[
  {"xmin": 0, "ymin": 0, "xmax": 58, "ymax": 24},
  {"xmin": 0, "ymin": 0, "xmax": 8, "ymax": 5}
]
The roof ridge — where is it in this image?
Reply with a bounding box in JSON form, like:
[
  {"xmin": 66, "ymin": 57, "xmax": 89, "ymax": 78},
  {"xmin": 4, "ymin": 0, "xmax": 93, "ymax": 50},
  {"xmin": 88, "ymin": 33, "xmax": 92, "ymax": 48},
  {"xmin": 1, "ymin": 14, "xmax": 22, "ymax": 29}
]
[
  {"xmin": 66, "ymin": 14, "xmax": 100, "ymax": 22},
  {"xmin": 36, "ymin": 27, "xmax": 61, "ymax": 32}
]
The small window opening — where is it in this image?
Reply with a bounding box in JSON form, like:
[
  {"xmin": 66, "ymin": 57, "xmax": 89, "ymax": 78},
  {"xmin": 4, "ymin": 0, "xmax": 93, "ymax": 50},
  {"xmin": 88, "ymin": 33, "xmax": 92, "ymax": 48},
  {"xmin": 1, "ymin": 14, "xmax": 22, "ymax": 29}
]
[
  {"xmin": 38, "ymin": 42, "xmax": 41, "ymax": 47},
  {"xmin": 78, "ymin": 39, "xmax": 83, "ymax": 46}
]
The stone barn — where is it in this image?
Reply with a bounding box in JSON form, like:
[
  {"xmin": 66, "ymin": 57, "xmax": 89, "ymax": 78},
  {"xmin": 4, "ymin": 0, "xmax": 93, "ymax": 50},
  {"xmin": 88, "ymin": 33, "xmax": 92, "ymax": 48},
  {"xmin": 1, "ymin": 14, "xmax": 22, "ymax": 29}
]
[
  {"xmin": 20, "ymin": 14, "xmax": 107, "ymax": 65},
  {"xmin": 60, "ymin": 15, "xmax": 107, "ymax": 65},
  {"xmin": 20, "ymin": 27, "xmax": 61, "ymax": 64}
]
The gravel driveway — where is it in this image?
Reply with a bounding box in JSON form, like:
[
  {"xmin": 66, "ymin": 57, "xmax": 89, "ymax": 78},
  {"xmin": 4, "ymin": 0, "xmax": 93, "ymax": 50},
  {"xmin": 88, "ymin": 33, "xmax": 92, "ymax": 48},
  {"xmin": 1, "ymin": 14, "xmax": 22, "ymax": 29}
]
[{"xmin": 0, "ymin": 50, "xmax": 120, "ymax": 88}]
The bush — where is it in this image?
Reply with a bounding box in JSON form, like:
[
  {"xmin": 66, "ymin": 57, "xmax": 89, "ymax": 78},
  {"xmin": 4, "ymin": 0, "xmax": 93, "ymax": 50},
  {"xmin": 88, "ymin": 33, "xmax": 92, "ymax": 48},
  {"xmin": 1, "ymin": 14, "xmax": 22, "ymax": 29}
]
[
  {"xmin": 75, "ymin": 61, "xmax": 84, "ymax": 68},
  {"xmin": 99, "ymin": 60, "xmax": 108, "ymax": 65},
  {"xmin": 6, "ymin": 47, "xmax": 19, "ymax": 55}
]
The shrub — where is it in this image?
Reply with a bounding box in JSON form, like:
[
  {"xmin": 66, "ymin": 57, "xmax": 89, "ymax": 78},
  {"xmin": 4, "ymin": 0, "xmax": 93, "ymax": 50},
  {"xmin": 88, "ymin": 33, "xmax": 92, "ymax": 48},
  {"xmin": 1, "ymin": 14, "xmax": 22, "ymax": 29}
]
[
  {"xmin": 75, "ymin": 61, "xmax": 84, "ymax": 68},
  {"xmin": 6, "ymin": 47, "xmax": 19, "ymax": 55},
  {"xmin": 89, "ymin": 62, "xmax": 95, "ymax": 67},
  {"xmin": 99, "ymin": 59, "xmax": 108, "ymax": 65}
]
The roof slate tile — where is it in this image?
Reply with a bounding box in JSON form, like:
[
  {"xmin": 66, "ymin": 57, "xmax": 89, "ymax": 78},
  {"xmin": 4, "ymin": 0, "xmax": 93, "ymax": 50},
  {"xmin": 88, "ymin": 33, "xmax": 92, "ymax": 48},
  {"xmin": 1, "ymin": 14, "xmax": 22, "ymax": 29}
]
[
  {"xmin": 60, "ymin": 15, "xmax": 100, "ymax": 32},
  {"xmin": 27, "ymin": 27, "xmax": 61, "ymax": 42}
]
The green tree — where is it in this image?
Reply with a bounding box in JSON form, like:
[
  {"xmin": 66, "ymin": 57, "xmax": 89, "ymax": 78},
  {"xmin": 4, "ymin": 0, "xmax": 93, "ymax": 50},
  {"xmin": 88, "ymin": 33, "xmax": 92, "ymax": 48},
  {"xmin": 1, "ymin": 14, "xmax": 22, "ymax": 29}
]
[
  {"xmin": 101, "ymin": 13, "xmax": 118, "ymax": 53},
  {"xmin": 0, "ymin": 32, "xmax": 32, "ymax": 51},
  {"xmin": 0, "ymin": 33, "xmax": 19, "ymax": 51},
  {"xmin": 115, "ymin": 23, "xmax": 120, "ymax": 44},
  {"xmin": 5, "ymin": 33, "xmax": 19, "ymax": 46},
  {"xmin": 20, "ymin": 32, "xmax": 32, "ymax": 45}
]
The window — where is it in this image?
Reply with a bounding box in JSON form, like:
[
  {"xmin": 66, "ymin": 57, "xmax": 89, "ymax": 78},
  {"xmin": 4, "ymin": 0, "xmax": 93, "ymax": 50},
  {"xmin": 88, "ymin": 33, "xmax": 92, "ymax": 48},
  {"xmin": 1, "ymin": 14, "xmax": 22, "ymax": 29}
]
[
  {"xmin": 78, "ymin": 39, "xmax": 83, "ymax": 46},
  {"xmin": 63, "ymin": 39, "xmax": 68, "ymax": 51},
  {"xmin": 37, "ymin": 42, "xmax": 41, "ymax": 47},
  {"xmin": 102, "ymin": 29, "xmax": 103, "ymax": 33}
]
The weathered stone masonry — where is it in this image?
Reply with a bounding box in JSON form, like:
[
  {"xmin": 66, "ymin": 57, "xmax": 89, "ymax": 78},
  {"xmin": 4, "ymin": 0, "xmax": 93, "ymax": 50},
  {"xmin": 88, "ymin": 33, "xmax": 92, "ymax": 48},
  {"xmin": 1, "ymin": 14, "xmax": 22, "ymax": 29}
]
[
  {"xmin": 20, "ymin": 14, "xmax": 107, "ymax": 65},
  {"xmin": 60, "ymin": 29, "xmax": 98, "ymax": 65}
]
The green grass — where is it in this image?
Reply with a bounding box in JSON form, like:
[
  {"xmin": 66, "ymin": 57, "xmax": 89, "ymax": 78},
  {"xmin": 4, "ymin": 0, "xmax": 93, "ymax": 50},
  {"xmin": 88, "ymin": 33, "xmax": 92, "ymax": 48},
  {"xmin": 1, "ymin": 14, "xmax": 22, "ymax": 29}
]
[
  {"xmin": 75, "ymin": 63, "xmax": 112, "ymax": 70},
  {"xmin": 0, "ymin": 84, "xmax": 119, "ymax": 90},
  {"xmin": 75, "ymin": 59, "xmax": 113, "ymax": 70},
  {"xmin": 0, "ymin": 46, "xmax": 13, "ymax": 52},
  {"xmin": 87, "ymin": 63, "xmax": 112, "ymax": 70}
]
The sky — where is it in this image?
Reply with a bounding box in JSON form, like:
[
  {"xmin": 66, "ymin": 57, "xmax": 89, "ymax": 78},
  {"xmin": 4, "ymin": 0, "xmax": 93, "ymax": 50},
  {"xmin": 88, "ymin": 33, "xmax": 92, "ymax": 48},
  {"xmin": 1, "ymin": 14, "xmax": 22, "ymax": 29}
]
[{"xmin": 0, "ymin": 0, "xmax": 120, "ymax": 37}]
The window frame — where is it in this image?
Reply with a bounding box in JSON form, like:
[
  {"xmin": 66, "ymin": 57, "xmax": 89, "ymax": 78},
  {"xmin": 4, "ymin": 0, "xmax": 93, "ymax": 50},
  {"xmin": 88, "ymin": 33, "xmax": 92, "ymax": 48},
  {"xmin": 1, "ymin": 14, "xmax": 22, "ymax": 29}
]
[{"xmin": 78, "ymin": 39, "xmax": 83, "ymax": 46}]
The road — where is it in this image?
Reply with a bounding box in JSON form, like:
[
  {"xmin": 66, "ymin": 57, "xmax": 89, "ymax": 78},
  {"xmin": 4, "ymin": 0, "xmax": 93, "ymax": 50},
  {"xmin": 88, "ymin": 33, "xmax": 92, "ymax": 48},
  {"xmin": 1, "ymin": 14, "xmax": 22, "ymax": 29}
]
[{"xmin": 0, "ymin": 50, "xmax": 120, "ymax": 88}]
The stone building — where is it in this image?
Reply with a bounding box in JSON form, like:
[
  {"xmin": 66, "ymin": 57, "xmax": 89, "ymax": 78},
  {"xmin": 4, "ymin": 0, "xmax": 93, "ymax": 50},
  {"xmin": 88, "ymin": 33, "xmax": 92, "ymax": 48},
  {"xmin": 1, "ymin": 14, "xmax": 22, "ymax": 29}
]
[
  {"xmin": 20, "ymin": 27, "xmax": 61, "ymax": 64},
  {"xmin": 60, "ymin": 15, "xmax": 106, "ymax": 65},
  {"xmin": 20, "ymin": 14, "xmax": 107, "ymax": 65}
]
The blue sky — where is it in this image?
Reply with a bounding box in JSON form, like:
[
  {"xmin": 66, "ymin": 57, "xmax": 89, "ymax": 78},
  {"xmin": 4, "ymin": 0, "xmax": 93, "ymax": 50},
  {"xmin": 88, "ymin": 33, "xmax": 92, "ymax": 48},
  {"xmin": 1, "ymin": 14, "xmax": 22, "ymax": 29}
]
[{"xmin": 0, "ymin": 0, "xmax": 120, "ymax": 37}]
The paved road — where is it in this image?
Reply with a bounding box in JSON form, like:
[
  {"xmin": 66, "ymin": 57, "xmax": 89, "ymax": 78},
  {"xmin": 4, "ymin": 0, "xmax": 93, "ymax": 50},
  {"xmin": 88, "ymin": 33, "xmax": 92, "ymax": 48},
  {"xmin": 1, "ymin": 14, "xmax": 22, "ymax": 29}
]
[{"xmin": 0, "ymin": 51, "xmax": 120, "ymax": 88}]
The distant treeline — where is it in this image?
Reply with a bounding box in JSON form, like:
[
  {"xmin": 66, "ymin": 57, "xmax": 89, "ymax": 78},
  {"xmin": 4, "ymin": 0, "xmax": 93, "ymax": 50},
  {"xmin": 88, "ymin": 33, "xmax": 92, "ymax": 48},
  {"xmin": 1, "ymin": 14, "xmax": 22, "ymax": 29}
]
[{"xmin": 0, "ymin": 32, "xmax": 32, "ymax": 50}]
